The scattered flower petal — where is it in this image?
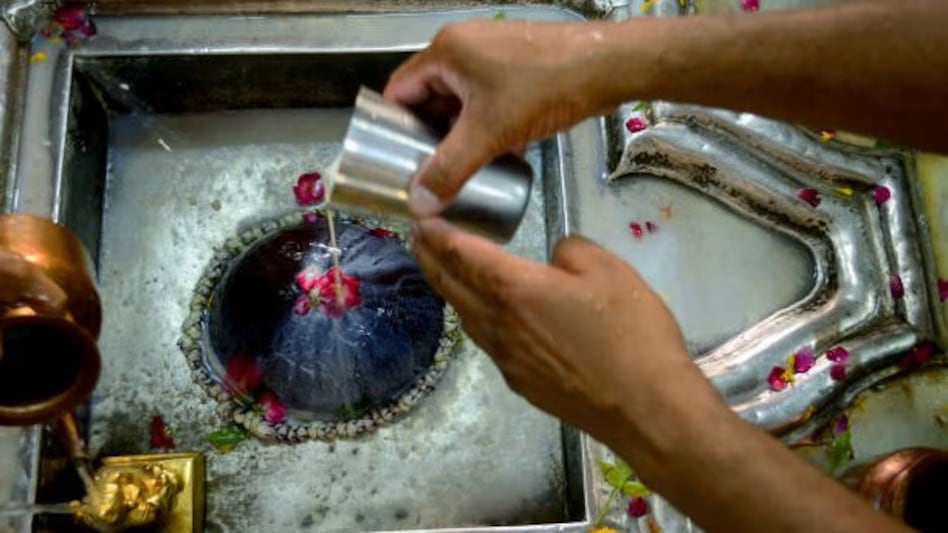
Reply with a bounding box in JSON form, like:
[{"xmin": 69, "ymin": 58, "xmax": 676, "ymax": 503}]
[
  {"xmin": 640, "ymin": 0, "xmax": 658, "ymax": 13},
  {"xmin": 911, "ymin": 341, "xmax": 933, "ymax": 365},
  {"xmin": 834, "ymin": 414, "xmax": 849, "ymax": 435},
  {"xmin": 660, "ymin": 203, "xmax": 673, "ymax": 220},
  {"xmin": 833, "ymin": 185, "xmax": 853, "ymax": 197},
  {"xmin": 937, "ymin": 278, "xmax": 947, "ymax": 302},
  {"xmin": 369, "ymin": 227, "xmax": 398, "ymax": 239},
  {"xmin": 793, "ymin": 348, "xmax": 816, "ymax": 373},
  {"xmin": 292, "ymin": 295, "xmax": 311, "ymax": 316},
  {"xmin": 315, "ymin": 267, "xmax": 363, "ymax": 317},
  {"xmin": 149, "ymin": 415, "xmax": 176, "ymax": 449},
  {"xmin": 292, "ymin": 172, "xmax": 325, "ymax": 206},
  {"xmin": 589, "ymin": 528, "xmax": 619, "ymax": 533},
  {"xmin": 781, "ymin": 364, "xmax": 796, "ymax": 385},
  {"xmin": 797, "ymin": 188, "xmax": 821, "ymax": 208},
  {"xmin": 224, "ymin": 355, "xmax": 264, "ymax": 395},
  {"xmin": 768, "ymin": 366, "xmax": 788, "ymax": 391},
  {"xmin": 29, "ymin": 51, "xmax": 47, "ymax": 63},
  {"xmin": 259, "ymin": 392, "xmax": 287, "ymax": 424},
  {"xmin": 739, "ymin": 0, "xmax": 759, "ymax": 12},
  {"xmin": 625, "ymin": 117, "xmax": 648, "ymax": 133},
  {"xmin": 645, "ymin": 221, "xmax": 658, "ymax": 234},
  {"xmin": 628, "ymin": 496, "xmax": 649, "ymax": 518},
  {"xmin": 54, "ymin": 5, "xmax": 88, "ymax": 30},
  {"xmin": 872, "ymin": 185, "xmax": 891, "ymax": 205},
  {"xmin": 819, "ymin": 129, "xmax": 836, "ymax": 142},
  {"xmin": 629, "ymin": 222, "xmax": 644, "ymax": 240},
  {"xmin": 302, "ymin": 212, "xmax": 319, "ymax": 224},
  {"xmin": 830, "ymin": 364, "xmax": 847, "ymax": 382},
  {"xmin": 889, "ymin": 274, "xmax": 905, "ymax": 299},
  {"xmin": 826, "ymin": 346, "xmax": 849, "ymax": 363}
]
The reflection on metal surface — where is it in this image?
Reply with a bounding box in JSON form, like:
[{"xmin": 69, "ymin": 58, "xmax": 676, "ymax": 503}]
[{"xmin": 612, "ymin": 103, "xmax": 936, "ymax": 432}]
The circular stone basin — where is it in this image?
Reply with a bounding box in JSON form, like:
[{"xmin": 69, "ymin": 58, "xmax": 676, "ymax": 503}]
[{"xmin": 180, "ymin": 212, "xmax": 458, "ymax": 441}]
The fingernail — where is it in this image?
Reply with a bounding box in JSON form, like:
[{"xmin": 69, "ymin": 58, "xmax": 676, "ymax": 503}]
[{"xmin": 408, "ymin": 184, "xmax": 442, "ymax": 217}]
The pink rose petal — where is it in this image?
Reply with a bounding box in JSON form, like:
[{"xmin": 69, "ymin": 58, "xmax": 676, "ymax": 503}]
[
  {"xmin": 768, "ymin": 366, "xmax": 788, "ymax": 391},
  {"xmin": 627, "ymin": 496, "xmax": 649, "ymax": 518},
  {"xmin": 797, "ymin": 188, "xmax": 821, "ymax": 208},
  {"xmin": 225, "ymin": 355, "xmax": 264, "ymax": 395},
  {"xmin": 826, "ymin": 346, "xmax": 849, "ymax": 363},
  {"xmin": 889, "ymin": 274, "xmax": 905, "ymax": 299},
  {"xmin": 793, "ymin": 348, "xmax": 815, "ymax": 373},
  {"xmin": 834, "ymin": 414, "xmax": 849, "ymax": 434},
  {"xmin": 369, "ymin": 227, "xmax": 398, "ymax": 239},
  {"xmin": 625, "ymin": 117, "xmax": 648, "ymax": 134},
  {"xmin": 54, "ymin": 6, "xmax": 88, "ymax": 30},
  {"xmin": 149, "ymin": 415, "xmax": 176, "ymax": 449},
  {"xmin": 302, "ymin": 212, "xmax": 319, "ymax": 224},
  {"xmin": 938, "ymin": 278, "xmax": 948, "ymax": 302},
  {"xmin": 258, "ymin": 392, "xmax": 286, "ymax": 424},
  {"xmin": 629, "ymin": 222, "xmax": 644, "ymax": 239},
  {"xmin": 740, "ymin": 0, "xmax": 759, "ymax": 12},
  {"xmin": 912, "ymin": 341, "xmax": 933, "ymax": 365},
  {"xmin": 645, "ymin": 221, "xmax": 658, "ymax": 234},
  {"xmin": 296, "ymin": 270, "xmax": 318, "ymax": 292},
  {"xmin": 315, "ymin": 267, "xmax": 363, "ymax": 317},
  {"xmin": 292, "ymin": 172, "xmax": 325, "ymax": 206},
  {"xmin": 292, "ymin": 295, "xmax": 311, "ymax": 316},
  {"xmin": 872, "ymin": 185, "xmax": 891, "ymax": 205},
  {"xmin": 830, "ymin": 364, "xmax": 847, "ymax": 381}
]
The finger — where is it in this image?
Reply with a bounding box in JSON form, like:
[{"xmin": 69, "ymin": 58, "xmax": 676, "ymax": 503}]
[
  {"xmin": 383, "ymin": 50, "xmax": 442, "ymax": 107},
  {"xmin": 413, "ymin": 217, "xmax": 551, "ymax": 295},
  {"xmin": 409, "ymin": 112, "xmax": 499, "ymax": 216},
  {"xmin": 411, "ymin": 235, "xmax": 491, "ymax": 320},
  {"xmin": 550, "ymin": 235, "xmax": 615, "ymax": 276}
]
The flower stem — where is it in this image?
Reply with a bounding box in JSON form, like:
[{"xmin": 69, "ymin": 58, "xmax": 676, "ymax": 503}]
[{"xmin": 593, "ymin": 474, "xmax": 631, "ymax": 527}]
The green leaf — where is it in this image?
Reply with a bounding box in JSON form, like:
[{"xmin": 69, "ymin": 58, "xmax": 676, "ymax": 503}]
[
  {"xmin": 631, "ymin": 101, "xmax": 649, "ymax": 112},
  {"xmin": 598, "ymin": 458, "xmax": 634, "ymax": 490},
  {"xmin": 622, "ymin": 480, "xmax": 651, "ymax": 498},
  {"xmin": 827, "ymin": 431, "xmax": 853, "ymax": 470},
  {"xmin": 207, "ymin": 425, "xmax": 250, "ymax": 453},
  {"xmin": 493, "ymin": 11, "xmax": 507, "ymax": 20}
]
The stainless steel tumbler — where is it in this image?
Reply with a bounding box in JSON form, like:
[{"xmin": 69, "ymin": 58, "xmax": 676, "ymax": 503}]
[{"xmin": 330, "ymin": 87, "xmax": 533, "ymax": 242}]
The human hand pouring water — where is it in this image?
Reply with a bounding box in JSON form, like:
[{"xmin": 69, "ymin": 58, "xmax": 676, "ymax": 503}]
[{"xmin": 372, "ymin": 2, "xmax": 948, "ymax": 530}]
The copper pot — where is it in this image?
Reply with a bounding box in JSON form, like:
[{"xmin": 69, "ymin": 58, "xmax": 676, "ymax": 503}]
[
  {"xmin": 0, "ymin": 214, "xmax": 101, "ymax": 425},
  {"xmin": 845, "ymin": 447, "xmax": 948, "ymax": 532}
]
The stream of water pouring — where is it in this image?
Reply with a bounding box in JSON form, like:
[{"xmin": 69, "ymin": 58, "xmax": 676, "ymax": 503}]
[{"xmin": 324, "ymin": 157, "xmax": 345, "ymax": 308}]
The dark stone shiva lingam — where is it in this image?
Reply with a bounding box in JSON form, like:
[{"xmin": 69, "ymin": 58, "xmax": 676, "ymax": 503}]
[{"xmin": 178, "ymin": 210, "xmax": 460, "ymax": 443}]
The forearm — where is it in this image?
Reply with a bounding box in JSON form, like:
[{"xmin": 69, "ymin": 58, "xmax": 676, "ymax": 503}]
[
  {"xmin": 593, "ymin": 0, "xmax": 948, "ymax": 152},
  {"xmin": 609, "ymin": 374, "xmax": 907, "ymax": 532}
]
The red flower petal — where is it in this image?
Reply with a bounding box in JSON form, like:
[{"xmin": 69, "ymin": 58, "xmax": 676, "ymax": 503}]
[
  {"xmin": 912, "ymin": 341, "xmax": 933, "ymax": 365},
  {"xmin": 627, "ymin": 496, "xmax": 649, "ymax": 518},
  {"xmin": 826, "ymin": 346, "xmax": 849, "ymax": 364},
  {"xmin": 830, "ymin": 364, "xmax": 847, "ymax": 381},
  {"xmin": 645, "ymin": 221, "xmax": 658, "ymax": 234},
  {"xmin": 258, "ymin": 392, "xmax": 286, "ymax": 424},
  {"xmin": 872, "ymin": 185, "xmax": 891, "ymax": 205},
  {"xmin": 296, "ymin": 270, "xmax": 318, "ymax": 292},
  {"xmin": 225, "ymin": 355, "xmax": 264, "ymax": 395},
  {"xmin": 768, "ymin": 366, "xmax": 788, "ymax": 391},
  {"xmin": 793, "ymin": 348, "xmax": 815, "ymax": 373},
  {"xmin": 303, "ymin": 212, "xmax": 319, "ymax": 224},
  {"xmin": 625, "ymin": 117, "xmax": 648, "ymax": 134},
  {"xmin": 938, "ymin": 278, "xmax": 948, "ymax": 302},
  {"xmin": 629, "ymin": 222, "xmax": 644, "ymax": 239},
  {"xmin": 292, "ymin": 295, "xmax": 311, "ymax": 316},
  {"xmin": 889, "ymin": 274, "xmax": 905, "ymax": 299},
  {"xmin": 739, "ymin": 0, "xmax": 759, "ymax": 12},
  {"xmin": 149, "ymin": 415, "xmax": 176, "ymax": 449},
  {"xmin": 54, "ymin": 6, "xmax": 88, "ymax": 30},
  {"xmin": 315, "ymin": 267, "xmax": 363, "ymax": 317},
  {"xmin": 369, "ymin": 227, "xmax": 398, "ymax": 239},
  {"xmin": 797, "ymin": 188, "xmax": 821, "ymax": 208},
  {"xmin": 292, "ymin": 172, "xmax": 325, "ymax": 206},
  {"xmin": 834, "ymin": 415, "xmax": 849, "ymax": 434}
]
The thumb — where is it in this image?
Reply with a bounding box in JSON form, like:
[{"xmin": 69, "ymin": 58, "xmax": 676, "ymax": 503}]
[{"xmin": 409, "ymin": 114, "xmax": 497, "ymax": 217}]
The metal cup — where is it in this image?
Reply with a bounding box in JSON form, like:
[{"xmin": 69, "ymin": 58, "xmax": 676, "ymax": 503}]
[
  {"xmin": 0, "ymin": 214, "xmax": 101, "ymax": 426},
  {"xmin": 331, "ymin": 87, "xmax": 533, "ymax": 242}
]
